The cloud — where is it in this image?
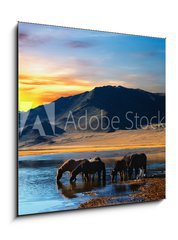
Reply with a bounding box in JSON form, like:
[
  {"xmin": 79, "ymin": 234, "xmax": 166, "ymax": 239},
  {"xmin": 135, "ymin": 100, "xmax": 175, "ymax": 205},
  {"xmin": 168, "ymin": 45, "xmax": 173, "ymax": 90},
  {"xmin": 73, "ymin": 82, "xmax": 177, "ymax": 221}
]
[
  {"xmin": 19, "ymin": 32, "xmax": 28, "ymax": 41},
  {"xmin": 131, "ymin": 50, "xmax": 163, "ymax": 59},
  {"xmin": 67, "ymin": 40, "xmax": 94, "ymax": 48},
  {"xmin": 19, "ymin": 74, "xmax": 94, "ymax": 111},
  {"xmin": 19, "ymin": 74, "xmax": 92, "ymax": 87},
  {"xmin": 19, "ymin": 31, "xmax": 51, "ymax": 47}
]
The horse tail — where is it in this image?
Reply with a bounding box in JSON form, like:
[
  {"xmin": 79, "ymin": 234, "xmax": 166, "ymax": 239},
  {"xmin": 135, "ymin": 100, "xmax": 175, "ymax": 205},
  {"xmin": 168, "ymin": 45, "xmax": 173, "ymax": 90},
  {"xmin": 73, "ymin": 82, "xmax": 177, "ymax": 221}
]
[{"xmin": 102, "ymin": 163, "xmax": 106, "ymax": 181}]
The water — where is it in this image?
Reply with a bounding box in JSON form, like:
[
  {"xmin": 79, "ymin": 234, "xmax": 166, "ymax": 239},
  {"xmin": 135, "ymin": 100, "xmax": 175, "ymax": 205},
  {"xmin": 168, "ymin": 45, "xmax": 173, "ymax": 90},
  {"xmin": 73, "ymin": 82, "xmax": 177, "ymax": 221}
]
[{"xmin": 18, "ymin": 151, "xmax": 165, "ymax": 215}]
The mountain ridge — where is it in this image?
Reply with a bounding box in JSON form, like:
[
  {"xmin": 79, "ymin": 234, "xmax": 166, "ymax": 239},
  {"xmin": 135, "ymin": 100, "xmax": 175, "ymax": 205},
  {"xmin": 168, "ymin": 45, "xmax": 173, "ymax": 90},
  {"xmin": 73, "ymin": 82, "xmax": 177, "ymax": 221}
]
[
  {"xmin": 19, "ymin": 85, "xmax": 165, "ymax": 146},
  {"xmin": 19, "ymin": 85, "xmax": 165, "ymax": 114}
]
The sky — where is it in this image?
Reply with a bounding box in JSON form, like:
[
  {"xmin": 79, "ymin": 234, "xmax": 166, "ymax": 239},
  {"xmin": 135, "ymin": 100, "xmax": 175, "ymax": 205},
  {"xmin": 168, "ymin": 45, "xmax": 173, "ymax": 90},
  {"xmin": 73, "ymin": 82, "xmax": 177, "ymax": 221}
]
[{"xmin": 18, "ymin": 22, "xmax": 165, "ymax": 111}]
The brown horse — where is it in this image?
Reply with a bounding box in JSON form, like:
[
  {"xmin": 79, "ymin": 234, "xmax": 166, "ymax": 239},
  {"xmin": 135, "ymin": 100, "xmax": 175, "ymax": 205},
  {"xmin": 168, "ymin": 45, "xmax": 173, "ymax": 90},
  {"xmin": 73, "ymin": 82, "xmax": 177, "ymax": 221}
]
[
  {"xmin": 56, "ymin": 159, "xmax": 88, "ymax": 182},
  {"xmin": 70, "ymin": 157, "xmax": 106, "ymax": 182},
  {"xmin": 126, "ymin": 153, "xmax": 147, "ymax": 179},
  {"xmin": 111, "ymin": 159, "xmax": 127, "ymax": 182}
]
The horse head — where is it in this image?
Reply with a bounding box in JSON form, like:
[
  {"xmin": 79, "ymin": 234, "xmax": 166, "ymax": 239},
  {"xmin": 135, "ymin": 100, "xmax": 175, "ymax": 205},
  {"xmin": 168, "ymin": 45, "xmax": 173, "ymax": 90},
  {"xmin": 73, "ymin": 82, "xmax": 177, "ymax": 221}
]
[
  {"xmin": 70, "ymin": 173, "xmax": 77, "ymax": 183},
  {"xmin": 123, "ymin": 155, "xmax": 131, "ymax": 167},
  {"xmin": 70, "ymin": 165, "xmax": 82, "ymax": 182},
  {"xmin": 70, "ymin": 161, "xmax": 86, "ymax": 182}
]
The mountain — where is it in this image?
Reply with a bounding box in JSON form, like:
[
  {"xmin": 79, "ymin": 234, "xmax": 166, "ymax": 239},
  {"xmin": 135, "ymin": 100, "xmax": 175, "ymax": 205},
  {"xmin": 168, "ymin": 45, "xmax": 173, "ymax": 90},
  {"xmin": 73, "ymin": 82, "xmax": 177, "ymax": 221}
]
[{"xmin": 19, "ymin": 86, "xmax": 165, "ymax": 145}]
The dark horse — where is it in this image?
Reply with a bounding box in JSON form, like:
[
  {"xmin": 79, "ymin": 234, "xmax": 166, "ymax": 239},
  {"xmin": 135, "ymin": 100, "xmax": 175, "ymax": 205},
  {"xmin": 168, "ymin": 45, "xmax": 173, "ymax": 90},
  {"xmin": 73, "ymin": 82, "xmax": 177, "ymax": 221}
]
[
  {"xmin": 111, "ymin": 159, "xmax": 127, "ymax": 182},
  {"xmin": 56, "ymin": 159, "xmax": 88, "ymax": 183},
  {"xmin": 126, "ymin": 153, "xmax": 147, "ymax": 179},
  {"xmin": 70, "ymin": 157, "xmax": 106, "ymax": 182}
]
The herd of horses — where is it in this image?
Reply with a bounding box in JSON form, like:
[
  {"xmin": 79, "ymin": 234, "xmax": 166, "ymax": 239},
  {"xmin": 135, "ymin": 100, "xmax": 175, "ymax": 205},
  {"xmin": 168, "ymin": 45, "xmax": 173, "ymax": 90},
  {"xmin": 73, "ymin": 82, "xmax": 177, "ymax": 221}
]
[{"xmin": 56, "ymin": 153, "xmax": 147, "ymax": 183}]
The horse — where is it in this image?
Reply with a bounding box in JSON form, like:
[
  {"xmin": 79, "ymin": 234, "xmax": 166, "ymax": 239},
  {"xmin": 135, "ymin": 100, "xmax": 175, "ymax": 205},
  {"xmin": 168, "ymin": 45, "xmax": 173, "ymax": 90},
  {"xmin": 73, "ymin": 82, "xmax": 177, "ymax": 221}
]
[
  {"xmin": 127, "ymin": 153, "xmax": 147, "ymax": 179},
  {"xmin": 111, "ymin": 159, "xmax": 127, "ymax": 182},
  {"xmin": 70, "ymin": 157, "xmax": 106, "ymax": 182},
  {"xmin": 56, "ymin": 159, "xmax": 88, "ymax": 182}
]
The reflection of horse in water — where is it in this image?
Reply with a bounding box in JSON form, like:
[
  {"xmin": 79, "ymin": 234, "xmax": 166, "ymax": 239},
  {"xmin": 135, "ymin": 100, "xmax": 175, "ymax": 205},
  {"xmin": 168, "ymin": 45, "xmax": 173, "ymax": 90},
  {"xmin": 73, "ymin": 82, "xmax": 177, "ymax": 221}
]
[
  {"xmin": 70, "ymin": 157, "xmax": 106, "ymax": 182},
  {"xmin": 57, "ymin": 180, "xmax": 105, "ymax": 198},
  {"xmin": 111, "ymin": 153, "xmax": 147, "ymax": 181},
  {"xmin": 56, "ymin": 159, "xmax": 88, "ymax": 183}
]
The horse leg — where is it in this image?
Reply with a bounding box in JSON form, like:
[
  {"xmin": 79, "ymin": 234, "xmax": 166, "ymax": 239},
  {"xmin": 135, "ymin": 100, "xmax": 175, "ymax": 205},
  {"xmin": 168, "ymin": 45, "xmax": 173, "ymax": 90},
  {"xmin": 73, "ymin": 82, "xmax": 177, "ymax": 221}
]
[
  {"xmin": 112, "ymin": 171, "xmax": 117, "ymax": 182},
  {"xmin": 98, "ymin": 171, "xmax": 101, "ymax": 181},
  {"xmin": 92, "ymin": 174, "xmax": 95, "ymax": 181},
  {"xmin": 115, "ymin": 172, "xmax": 117, "ymax": 182},
  {"xmin": 139, "ymin": 168, "xmax": 142, "ymax": 178},
  {"xmin": 140, "ymin": 168, "xmax": 144, "ymax": 178},
  {"xmin": 120, "ymin": 171, "xmax": 123, "ymax": 181},
  {"xmin": 122, "ymin": 171, "xmax": 125, "ymax": 181},
  {"xmin": 135, "ymin": 168, "xmax": 139, "ymax": 179},
  {"xmin": 84, "ymin": 173, "xmax": 88, "ymax": 182},
  {"xmin": 144, "ymin": 165, "xmax": 147, "ymax": 177},
  {"xmin": 82, "ymin": 172, "xmax": 85, "ymax": 180},
  {"xmin": 128, "ymin": 168, "xmax": 133, "ymax": 180},
  {"xmin": 125, "ymin": 169, "xmax": 128, "ymax": 181},
  {"xmin": 122, "ymin": 172, "xmax": 124, "ymax": 181},
  {"xmin": 124, "ymin": 170, "xmax": 128, "ymax": 181},
  {"xmin": 139, "ymin": 168, "xmax": 143, "ymax": 178}
]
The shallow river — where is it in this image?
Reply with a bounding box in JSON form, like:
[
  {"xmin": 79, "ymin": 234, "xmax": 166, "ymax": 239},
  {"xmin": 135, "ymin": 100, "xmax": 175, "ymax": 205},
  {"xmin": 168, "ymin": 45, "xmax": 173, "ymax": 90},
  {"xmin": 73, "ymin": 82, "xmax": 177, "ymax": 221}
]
[{"xmin": 18, "ymin": 149, "xmax": 165, "ymax": 215}]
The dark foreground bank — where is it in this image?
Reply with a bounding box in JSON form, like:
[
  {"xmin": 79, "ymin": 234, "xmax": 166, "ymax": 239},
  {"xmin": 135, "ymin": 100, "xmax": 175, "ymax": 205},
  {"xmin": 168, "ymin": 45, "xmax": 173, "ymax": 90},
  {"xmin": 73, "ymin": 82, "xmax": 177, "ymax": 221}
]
[{"xmin": 79, "ymin": 176, "xmax": 165, "ymax": 208}]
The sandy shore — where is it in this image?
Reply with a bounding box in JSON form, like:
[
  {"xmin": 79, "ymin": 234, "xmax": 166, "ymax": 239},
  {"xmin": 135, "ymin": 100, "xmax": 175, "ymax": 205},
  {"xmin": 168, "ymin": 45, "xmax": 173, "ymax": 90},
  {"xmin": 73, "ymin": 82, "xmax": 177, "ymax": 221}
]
[
  {"xmin": 79, "ymin": 177, "xmax": 165, "ymax": 209},
  {"xmin": 19, "ymin": 127, "xmax": 165, "ymax": 156},
  {"xmin": 130, "ymin": 177, "xmax": 165, "ymax": 202}
]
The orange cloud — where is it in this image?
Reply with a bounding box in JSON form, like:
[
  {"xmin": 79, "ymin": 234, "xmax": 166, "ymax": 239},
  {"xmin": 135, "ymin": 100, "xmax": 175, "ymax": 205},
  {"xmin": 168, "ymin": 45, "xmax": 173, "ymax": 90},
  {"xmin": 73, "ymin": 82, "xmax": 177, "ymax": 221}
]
[
  {"xmin": 18, "ymin": 74, "xmax": 94, "ymax": 111},
  {"xmin": 19, "ymin": 74, "xmax": 92, "ymax": 86}
]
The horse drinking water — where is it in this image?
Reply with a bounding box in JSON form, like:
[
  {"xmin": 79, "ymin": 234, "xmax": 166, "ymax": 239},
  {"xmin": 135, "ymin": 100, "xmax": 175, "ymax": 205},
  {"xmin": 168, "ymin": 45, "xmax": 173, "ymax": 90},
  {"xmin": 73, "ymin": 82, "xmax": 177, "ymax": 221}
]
[
  {"xmin": 70, "ymin": 157, "xmax": 106, "ymax": 182},
  {"xmin": 56, "ymin": 159, "xmax": 88, "ymax": 183}
]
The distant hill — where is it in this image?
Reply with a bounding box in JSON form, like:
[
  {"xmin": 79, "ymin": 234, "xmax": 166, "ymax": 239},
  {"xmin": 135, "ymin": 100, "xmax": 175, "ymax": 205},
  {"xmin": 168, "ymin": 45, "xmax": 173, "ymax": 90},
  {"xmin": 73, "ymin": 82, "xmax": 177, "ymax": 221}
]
[{"xmin": 19, "ymin": 86, "xmax": 165, "ymax": 146}]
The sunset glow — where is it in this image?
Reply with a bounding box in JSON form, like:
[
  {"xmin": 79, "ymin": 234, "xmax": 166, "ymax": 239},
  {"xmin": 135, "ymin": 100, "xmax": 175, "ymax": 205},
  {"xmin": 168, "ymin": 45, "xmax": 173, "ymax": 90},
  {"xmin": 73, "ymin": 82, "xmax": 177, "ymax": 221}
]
[{"xmin": 18, "ymin": 23, "xmax": 165, "ymax": 111}]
